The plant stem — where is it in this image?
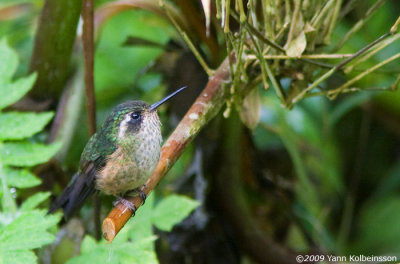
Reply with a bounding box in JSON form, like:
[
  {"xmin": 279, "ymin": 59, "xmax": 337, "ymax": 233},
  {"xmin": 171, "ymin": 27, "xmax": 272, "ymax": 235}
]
[
  {"xmin": 82, "ymin": 0, "xmax": 99, "ymax": 240},
  {"xmin": 82, "ymin": 0, "xmax": 96, "ymax": 137},
  {"xmin": 29, "ymin": 0, "xmax": 81, "ymax": 101}
]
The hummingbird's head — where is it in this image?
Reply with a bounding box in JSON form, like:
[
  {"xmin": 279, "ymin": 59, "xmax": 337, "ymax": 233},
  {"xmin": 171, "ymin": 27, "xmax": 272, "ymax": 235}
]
[
  {"xmin": 113, "ymin": 101, "xmax": 158, "ymax": 140},
  {"xmin": 111, "ymin": 86, "xmax": 187, "ymax": 140}
]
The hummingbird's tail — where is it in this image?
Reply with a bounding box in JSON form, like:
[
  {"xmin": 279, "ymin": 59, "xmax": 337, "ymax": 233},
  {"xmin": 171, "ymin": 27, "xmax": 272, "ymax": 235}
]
[{"xmin": 49, "ymin": 172, "xmax": 96, "ymax": 219}]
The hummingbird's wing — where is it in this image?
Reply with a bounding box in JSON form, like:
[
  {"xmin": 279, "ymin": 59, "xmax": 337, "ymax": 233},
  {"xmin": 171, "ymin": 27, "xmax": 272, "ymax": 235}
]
[{"xmin": 49, "ymin": 131, "xmax": 118, "ymax": 219}]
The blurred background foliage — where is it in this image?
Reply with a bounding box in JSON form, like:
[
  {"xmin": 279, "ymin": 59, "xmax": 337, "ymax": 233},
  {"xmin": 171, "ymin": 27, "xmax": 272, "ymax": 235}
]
[{"xmin": 0, "ymin": 0, "xmax": 400, "ymax": 263}]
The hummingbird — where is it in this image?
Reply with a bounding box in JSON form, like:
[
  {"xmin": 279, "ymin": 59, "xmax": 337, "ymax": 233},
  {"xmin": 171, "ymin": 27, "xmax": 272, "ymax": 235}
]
[{"xmin": 49, "ymin": 86, "xmax": 186, "ymax": 219}]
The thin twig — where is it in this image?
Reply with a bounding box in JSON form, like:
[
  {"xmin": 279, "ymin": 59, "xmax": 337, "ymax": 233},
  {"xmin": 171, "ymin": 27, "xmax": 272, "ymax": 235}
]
[
  {"xmin": 248, "ymin": 30, "xmax": 286, "ymax": 104},
  {"xmin": 328, "ymin": 52, "xmax": 400, "ymax": 98},
  {"xmin": 285, "ymin": 0, "xmax": 300, "ymax": 48},
  {"xmin": 310, "ymin": 0, "xmax": 335, "ymax": 30},
  {"xmin": 247, "ymin": 54, "xmax": 353, "ymax": 60},
  {"xmin": 291, "ymin": 27, "xmax": 395, "ymax": 104},
  {"xmin": 159, "ymin": 0, "xmax": 214, "ymax": 76},
  {"xmin": 336, "ymin": 32, "xmax": 391, "ymax": 70},
  {"xmin": 102, "ymin": 54, "xmax": 235, "ymax": 242},
  {"xmin": 82, "ymin": 0, "xmax": 99, "ymax": 240},
  {"xmin": 324, "ymin": 0, "xmax": 342, "ymax": 44},
  {"xmin": 390, "ymin": 16, "xmax": 400, "ymax": 34},
  {"xmin": 232, "ymin": 10, "xmax": 286, "ymax": 53},
  {"xmin": 224, "ymin": 0, "xmax": 231, "ymax": 33},
  {"xmin": 345, "ymin": 33, "xmax": 400, "ymax": 73},
  {"xmin": 231, "ymin": 10, "xmax": 335, "ymax": 70},
  {"xmin": 332, "ymin": 0, "xmax": 386, "ymax": 51}
]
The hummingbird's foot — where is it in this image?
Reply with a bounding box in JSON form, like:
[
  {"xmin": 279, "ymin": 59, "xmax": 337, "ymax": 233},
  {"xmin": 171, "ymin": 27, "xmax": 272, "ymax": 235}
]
[
  {"xmin": 113, "ymin": 196, "xmax": 136, "ymax": 215},
  {"xmin": 139, "ymin": 191, "xmax": 147, "ymax": 205},
  {"xmin": 125, "ymin": 185, "xmax": 147, "ymax": 205},
  {"xmin": 139, "ymin": 184, "xmax": 147, "ymax": 205}
]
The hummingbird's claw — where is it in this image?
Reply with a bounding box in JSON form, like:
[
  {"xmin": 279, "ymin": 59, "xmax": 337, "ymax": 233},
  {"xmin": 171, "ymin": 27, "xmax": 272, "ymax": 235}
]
[
  {"xmin": 114, "ymin": 196, "xmax": 137, "ymax": 215},
  {"xmin": 125, "ymin": 185, "xmax": 147, "ymax": 205},
  {"xmin": 139, "ymin": 184, "xmax": 147, "ymax": 205},
  {"xmin": 140, "ymin": 191, "xmax": 147, "ymax": 205}
]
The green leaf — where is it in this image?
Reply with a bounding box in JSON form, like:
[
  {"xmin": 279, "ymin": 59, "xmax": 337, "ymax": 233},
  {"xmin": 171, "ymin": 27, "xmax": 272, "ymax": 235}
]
[
  {"xmin": 239, "ymin": 87, "xmax": 261, "ymax": 130},
  {"xmin": 0, "ymin": 161, "xmax": 17, "ymax": 215},
  {"xmin": 125, "ymin": 193, "xmax": 155, "ymax": 244},
  {"xmin": 0, "ymin": 141, "xmax": 61, "ymax": 166},
  {"xmin": 0, "ymin": 73, "xmax": 37, "ymax": 110},
  {"xmin": 0, "ymin": 210, "xmax": 61, "ymax": 251},
  {"xmin": 0, "ymin": 112, "xmax": 54, "ymax": 140},
  {"xmin": 0, "ymin": 38, "xmax": 37, "ymax": 110},
  {"xmin": 67, "ymin": 248, "xmax": 119, "ymax": 264},
  {"xmin": 80, "ymin": 235, "xmax": 98, "ymax": 253},
  {"xmin": 0, "ymin": 39, "xmax": 18, "ymax": 84},
  {"xmin": 2, "ymin": 167, "xmax": 41, "ymax": 188},
  {"xmin": 352, "ymin": 196, "xmax": 400, "ymax": 254},
  {"xmin": 286, "ymin": 30, "xmax": 307, "ymax": 57},
  {"xmin": 67, "ymin": 236, "xmax": 117, "ymax": 264},
  {"xmin": 20, "ymin": 192, "xmax": 50, "ymax": 211},
  {"xmin": 67, "ymin": 194, "xmax": 198, "ymax": 264},
  {"xmin": 95, "ymin": 11, "xmax": 169, "ymax": 94},
  {"xmin": 117, "ymin": 236, "xmax": 158, "ymax": 264},
  {"xmin": 67, "ymin": 235, "xmax": 158, "ymax": 264},
  {"xmin": 152, "ymin": 195, "xmax": 200, "ymax": 231},
  {"xmin": 0, "ymin": 250, "xmax": 37, "ymax": 264}
]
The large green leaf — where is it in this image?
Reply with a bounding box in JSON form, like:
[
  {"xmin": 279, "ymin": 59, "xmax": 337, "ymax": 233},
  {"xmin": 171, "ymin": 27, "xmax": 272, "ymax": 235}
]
[
  {"xmin": 67, "ymin": 235, "xmax": 157, "ymax": 264},
  {"xmin": 0, "ymin": 74, "xmax": 37, "ymax": 110},
  {"xmin": 0, "ymin": 39, "xmax": 37, "ymax": 110},
  {"xmin": 151, "ymin": 195, "xmax": 200, "ymax": 232},
  {"xmin": 20, "ymin": 192, "xmax": 51, "ymax": 212},
  {"xmin": 0, "ymin": 112, "xmax": 54, "ymax": 140},
  {"xmin": 123, "ymin": 192, "xmax": 155, "ymax": 244},
  {"xmin": 0, "ymin": 141, "xmax": 61, "ymax": 167},
  {"xmin": 67, "ymin": 194, "xmax": 198, "ymax": 264},
  {"xmin": 0, "ymin": 160, "xmax": 17, "ymax": 215},
  {"xmin": 0, "ymin": 39, "xmax": 18, "ymax": 85},
  {"xmin": 95, "ymin": 11, "xmax": 169, "ymax": 95},
  {"xmin": 0, "ymin": 250, "xmax": 37, "ymax": 264},
  {"xmin": 0, "ymin": 210, "xmax": 60, "ymax": 251},
  {"xmin": 2, "ymin": 167, "xmax": 41, "ymax": 188}
]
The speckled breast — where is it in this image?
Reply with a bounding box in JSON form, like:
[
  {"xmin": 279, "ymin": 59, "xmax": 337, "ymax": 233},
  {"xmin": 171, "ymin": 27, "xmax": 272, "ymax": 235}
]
[{"xmin": 96, "ymin": 113, "xmax": 162, "ymax": 195}]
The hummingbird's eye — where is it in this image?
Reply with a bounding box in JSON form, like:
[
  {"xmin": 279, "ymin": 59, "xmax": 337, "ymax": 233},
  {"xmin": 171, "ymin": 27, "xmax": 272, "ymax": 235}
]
[{"xmin": 130, "ymin": 112, "xmax": 141, "ymax": 120}]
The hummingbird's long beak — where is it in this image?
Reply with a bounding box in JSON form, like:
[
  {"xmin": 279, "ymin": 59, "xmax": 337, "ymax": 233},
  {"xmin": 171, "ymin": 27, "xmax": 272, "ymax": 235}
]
[{"xmin": 150, "ymin": 86, "xmax": 187, "ymax": 111}]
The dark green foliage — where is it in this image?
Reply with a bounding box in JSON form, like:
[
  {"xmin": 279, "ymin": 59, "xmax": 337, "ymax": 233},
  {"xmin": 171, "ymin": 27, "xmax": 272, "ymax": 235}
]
[{"xmin": 1, "ymin": 1, "xmax": 400, "ymax": 263}]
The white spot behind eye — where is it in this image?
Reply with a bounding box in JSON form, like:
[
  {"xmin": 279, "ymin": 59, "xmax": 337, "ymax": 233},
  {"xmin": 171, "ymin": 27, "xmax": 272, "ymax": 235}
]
[{"xmin": 118, "ymin": 114, "xmax": 131, "ymax": 138}]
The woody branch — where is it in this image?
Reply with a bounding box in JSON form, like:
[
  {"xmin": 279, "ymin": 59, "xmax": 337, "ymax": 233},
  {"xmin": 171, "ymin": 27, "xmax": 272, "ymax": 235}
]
[{"xmin": 102, "ymin": 54, "xmax": 233, "ymax": 242}]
